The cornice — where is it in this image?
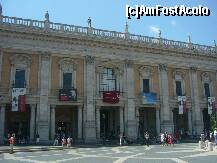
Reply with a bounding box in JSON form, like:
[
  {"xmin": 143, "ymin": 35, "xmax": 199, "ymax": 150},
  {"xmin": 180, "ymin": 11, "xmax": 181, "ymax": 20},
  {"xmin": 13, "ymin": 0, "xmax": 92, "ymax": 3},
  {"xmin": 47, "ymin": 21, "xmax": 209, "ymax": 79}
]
[{"xmin": 1, "ymin": 26, "xmax": 217, "ymax": 71}]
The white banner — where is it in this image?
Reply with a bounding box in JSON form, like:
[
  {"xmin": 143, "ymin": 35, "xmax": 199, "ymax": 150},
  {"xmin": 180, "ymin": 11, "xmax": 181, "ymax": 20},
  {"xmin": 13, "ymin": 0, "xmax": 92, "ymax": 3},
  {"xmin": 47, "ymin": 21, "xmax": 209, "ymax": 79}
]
[
  {"xmin": 178, "ymin": 96, "xmax": 186, "ymax": 114},
  {"xmin": 208, "ymin": 97, "xmax": 215, "ymax": 115},
  {"xmin": 12, "ymin": 88, "xmax": 26, "ymax": 111}
]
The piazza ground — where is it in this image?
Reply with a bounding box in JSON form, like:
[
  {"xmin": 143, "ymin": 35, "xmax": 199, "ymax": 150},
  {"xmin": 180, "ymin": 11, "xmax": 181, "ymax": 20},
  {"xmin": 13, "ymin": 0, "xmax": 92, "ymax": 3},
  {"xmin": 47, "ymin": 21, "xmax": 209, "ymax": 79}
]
[{"xmin": 0, "ymin": 143, "xmax": 217, "ymax": 163}]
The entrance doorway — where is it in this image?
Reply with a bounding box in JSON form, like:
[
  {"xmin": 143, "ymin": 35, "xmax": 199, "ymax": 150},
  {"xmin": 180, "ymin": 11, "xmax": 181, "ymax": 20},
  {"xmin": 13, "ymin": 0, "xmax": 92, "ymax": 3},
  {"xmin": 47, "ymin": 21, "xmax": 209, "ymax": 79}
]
[
  {"xmin": 55, "ymin": 107, "xmax": 78, "ymax": 139},
  {"xmin": 173, "ymin": 108, "xmax": 188, "ymax": 137},
  {"xmin": 5, "ymin": 105, "xmax": 30, "ymax": 140},
  {"xmin": 138, "ymin": 108, "xmax": 156, "ymax": 138},
  {"xmin": 100, "ymin": 107, "xmax": 119, "ymax": 139}
]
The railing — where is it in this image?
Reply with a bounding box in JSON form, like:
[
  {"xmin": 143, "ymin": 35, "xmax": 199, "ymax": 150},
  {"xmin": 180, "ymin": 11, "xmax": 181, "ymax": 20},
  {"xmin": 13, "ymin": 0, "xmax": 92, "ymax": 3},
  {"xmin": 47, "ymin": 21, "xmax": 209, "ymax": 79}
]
[{"xmin": 1, "ymin": 15, "xmax": 216, "ymax": 55}]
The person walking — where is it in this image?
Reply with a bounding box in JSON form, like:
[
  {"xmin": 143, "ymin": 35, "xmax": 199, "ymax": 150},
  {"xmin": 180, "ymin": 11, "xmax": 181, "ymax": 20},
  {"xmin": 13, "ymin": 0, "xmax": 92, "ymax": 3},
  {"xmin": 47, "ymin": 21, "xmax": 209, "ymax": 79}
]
[
  {"xmin": 144, "ymin": 131, "xmax": 150, "ymax": 147},
  {"xmin": 119, "ymin": 133, "xmax": 123, "ymax": 146},
  {"xmin": 36, "ymin": 133, "xmax": 40, "ymax": 145},
  {"xmin": 214, "ymin": 128, "xmax": 217, "ymax": 145},
  {"xmin": 53, "ymin": 134, "xmax": 59, "ymax": 146},
  {"xmin": 67, "ymin": 136, "xmax": 71, "ymax": 148},
  {"xmin": 9, "ymin": 135, "xmax": 15, "ymax": 154},
  {"xmin": 160, "ymin": 133, "xmax": 165, "ymax": 146}
]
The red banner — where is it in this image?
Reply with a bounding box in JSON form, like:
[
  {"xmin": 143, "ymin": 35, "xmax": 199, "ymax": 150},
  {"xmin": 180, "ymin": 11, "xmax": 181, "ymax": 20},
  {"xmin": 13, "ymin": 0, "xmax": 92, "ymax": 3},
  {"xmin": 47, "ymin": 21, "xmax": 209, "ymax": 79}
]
[
  {"xmin": 103, "ymin": 91, "xmax": 120, "ymax": 104},
  {"xmin": 18, "ymin": 95, "xmax": 26, "ymax": 112}
]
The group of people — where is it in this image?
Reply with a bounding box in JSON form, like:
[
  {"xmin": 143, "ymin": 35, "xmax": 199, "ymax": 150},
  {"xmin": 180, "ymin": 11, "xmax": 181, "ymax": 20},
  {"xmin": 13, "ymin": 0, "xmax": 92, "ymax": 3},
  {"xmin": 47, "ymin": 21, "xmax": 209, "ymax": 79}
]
[
  {"xmin": 160, "ymin": 132, "xmax": 174, "ymax": 146},
  {"xmin": 201, "ymin": 128, "xmax": 217, "ymax": 145},
  {"xmin": 53, "ymin": 133, "xmax": 73, "ymax": 148}
]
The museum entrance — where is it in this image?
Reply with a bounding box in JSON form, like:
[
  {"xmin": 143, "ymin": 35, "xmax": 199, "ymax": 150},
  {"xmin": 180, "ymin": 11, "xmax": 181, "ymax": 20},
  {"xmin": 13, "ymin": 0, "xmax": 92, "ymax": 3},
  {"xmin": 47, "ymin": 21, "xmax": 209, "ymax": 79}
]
[
  {"xmin": 5, "ymin": 104, "xmax": 30, "ymax": 141},
  {"xmin": 173, "ymin": 108, "xmax": 188, "ymax": 138},
  {"xmin": 100, "ymin": 107, "xmax": 120, "ymax": 140},
  {"xmin": 55, "ymin": 107, "xmax": 78, "ymax": 139},
  {"xmin": 138, "ymin": 108, "xmax": 156, "ymax": 138}
]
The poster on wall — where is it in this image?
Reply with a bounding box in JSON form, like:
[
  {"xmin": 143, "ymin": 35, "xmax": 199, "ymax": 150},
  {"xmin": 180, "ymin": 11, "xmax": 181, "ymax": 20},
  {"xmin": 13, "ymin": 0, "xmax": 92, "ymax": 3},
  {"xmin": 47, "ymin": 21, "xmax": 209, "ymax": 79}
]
[{"xmin": 12, "ymin": 88, "xmax": 26, "ymax": 111}]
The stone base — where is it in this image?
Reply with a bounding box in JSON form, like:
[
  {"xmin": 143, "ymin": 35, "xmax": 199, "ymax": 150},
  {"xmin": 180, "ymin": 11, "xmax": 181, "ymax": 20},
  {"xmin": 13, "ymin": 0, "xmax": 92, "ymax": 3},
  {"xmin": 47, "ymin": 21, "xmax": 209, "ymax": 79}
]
[
  {"xmin": 126, "ymin": 120, "xmax": 137, "ymax": 140},
  {"xmin": 38, "ymin": 122, "xmax": 49, "ymax": 141},
  {"xmin": 84, "ymin": 120, "xmax": 96, "ymax": 143}
]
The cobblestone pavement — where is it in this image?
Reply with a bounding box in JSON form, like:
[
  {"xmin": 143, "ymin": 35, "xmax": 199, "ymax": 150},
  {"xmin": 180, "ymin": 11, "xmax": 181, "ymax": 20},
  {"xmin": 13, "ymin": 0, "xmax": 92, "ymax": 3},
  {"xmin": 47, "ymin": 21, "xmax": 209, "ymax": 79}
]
[{"xmin": 0, "ymin": 143, "xmax": 217, "ymax": 163}]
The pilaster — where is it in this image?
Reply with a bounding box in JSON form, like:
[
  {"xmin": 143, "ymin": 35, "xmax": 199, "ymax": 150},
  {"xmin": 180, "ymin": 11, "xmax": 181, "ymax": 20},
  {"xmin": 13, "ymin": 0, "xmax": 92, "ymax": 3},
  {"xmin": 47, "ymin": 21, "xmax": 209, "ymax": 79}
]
[
  {"xmin": 77, "ymin": 105, "xmax": 83, "ymax": 140},
  {"xmin": 158, "ymin": 64, "xmax": 173, "ymax": 132},
  {"xmin": 125, "ymin": 60, "xmax": 137, "ymax": 139},
  {"xmin": 0, "ymin": 104, "xmax": 6, "ymax": 142},
  {"xmin": 30, "ymin": 104, "xmax": 36, "ymax": 141},
  {"xmin": 84, "ymin": 55, "xmax": 96, "ymax": 143},
  {"xmin": 38, "ymin": 54, "xmax": 51, "ymax": 141},
  {"xmin": 50, "ymin": 105, "xmax": 56, "ymax": 140},
  {"xmin": 189, "ymin": 67, "xmax": 203, "ymax": 134}
]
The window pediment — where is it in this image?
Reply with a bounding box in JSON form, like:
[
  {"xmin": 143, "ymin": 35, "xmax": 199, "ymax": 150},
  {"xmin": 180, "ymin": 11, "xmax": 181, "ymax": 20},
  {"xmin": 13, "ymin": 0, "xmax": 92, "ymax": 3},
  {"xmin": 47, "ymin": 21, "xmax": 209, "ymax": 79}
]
[
  {"xmin": 10, "ymin": 54, "xmax": 31, "ymax": 67},
  {"xmin": 201, "ymin": 72, "xmax": 211, "ymax": 83},
  {"xmin": 96, "ymin": 61, "xmax": 123, "ymax": 75},
  {"xmin": 139, "ymin": 66, "xmax": 153, "ymax": 78},
  {"xmin": 59, "ymin": 58, "xmax": 77, "ymax": 72},
  {"xmin": 173, "ymin": 70, "xmax": 185, "ymax": 81}
]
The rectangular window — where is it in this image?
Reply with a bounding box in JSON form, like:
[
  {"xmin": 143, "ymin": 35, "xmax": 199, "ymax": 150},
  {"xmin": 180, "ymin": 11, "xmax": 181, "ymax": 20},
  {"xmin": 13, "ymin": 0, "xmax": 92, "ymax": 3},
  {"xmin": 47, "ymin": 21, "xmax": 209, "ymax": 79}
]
[
  {"xmin": 15, "ymin": 69, "xmax": 25, "ymax": 88},
  {"xmin": 143, "ymin": 79, "xmax": 150, "ymax": 93},
  {"xmin": 100, "ymin": 68, "xmax": 116, "ymax": 91},
  {"xmin": 204, "ymin": 83, "xmax": 210, "ymax": 97},
  {"xmin": 63, "ymin": 73, "xmax": 72, "ymax": 89},
  {"xmin": 176, "ymin": 81, "xmax": 182, "ymax": 96}
]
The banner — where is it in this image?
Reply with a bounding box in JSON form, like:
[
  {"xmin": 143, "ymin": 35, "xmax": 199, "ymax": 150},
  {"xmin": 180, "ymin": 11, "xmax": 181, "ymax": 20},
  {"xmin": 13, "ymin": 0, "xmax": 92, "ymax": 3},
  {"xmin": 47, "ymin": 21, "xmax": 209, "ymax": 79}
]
[
  {"xmin": 59, "ymin": 89, "xmax": 77, "ymax": 101},
  {"xmin": 103, "ymin": 91, "xmax": 120, "ymax": 104},
  {"xmin": 12, "ymin": 88, "xmax": 26, "ymax": 111},
  {"xmin": 18, "ymin": 95, "xmax": 26, "ymax": 112},
  {"xmin": 178, "ymin": 96, "xmax": 187, "ymax": 114},
  {"xmin": 208, "ymin": 97, "xmax": 215, "ymax": 115},
  {"xmin": 142, "ymin": 92, "xmax": 157, "ymax": 105}
]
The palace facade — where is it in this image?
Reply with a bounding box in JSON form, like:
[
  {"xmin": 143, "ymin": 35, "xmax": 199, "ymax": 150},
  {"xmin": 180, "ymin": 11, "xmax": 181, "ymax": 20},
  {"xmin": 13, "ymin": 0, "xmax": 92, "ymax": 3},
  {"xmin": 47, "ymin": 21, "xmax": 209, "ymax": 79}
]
[{"xmin": 0, "ymin": 10, "xmax": 217, "ymax": 143}]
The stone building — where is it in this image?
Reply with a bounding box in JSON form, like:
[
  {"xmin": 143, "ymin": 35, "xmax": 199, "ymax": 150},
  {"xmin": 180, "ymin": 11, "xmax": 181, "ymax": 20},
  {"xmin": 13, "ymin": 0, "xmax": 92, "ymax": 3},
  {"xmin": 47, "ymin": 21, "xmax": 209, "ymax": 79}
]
[{"xmin": 0, "ymin": 9, "xmax": 217, "ymax": 143}]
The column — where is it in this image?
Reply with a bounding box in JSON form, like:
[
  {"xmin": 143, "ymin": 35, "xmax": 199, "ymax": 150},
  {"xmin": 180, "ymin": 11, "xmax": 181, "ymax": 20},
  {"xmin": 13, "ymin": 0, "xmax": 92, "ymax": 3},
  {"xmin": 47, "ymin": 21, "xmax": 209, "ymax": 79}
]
[
  {"xmin": 50, "ymin": 105, "xmax": 56, "ymax": 140},
  {"xmin": 77, "ymin": 105, "xmax": 83, "ymax": 140},
  {"xmin": 84, "ymin": 55, "xmax": 96, "ymax": 143},
  {"xmin": 38, "ymin": 54, "xmax": 51, "ymax": 141},
  {"xmin": 188, "ymin": 109, "xmax": 193, "ymax": 136},
  {"xmin": 119, "ymin": 107, "xmax": 124, "ymax": 134},
  {"xmin": 96, "ymin": 106, "xmax": 100, "ymax": 139},
  {"xmin": 0, "ymin": 105, "xmax": 5, "ymax": 142},
  {"xmin": 190, "ymin": 67, "xmax": 203, "ymax": 134},
  {"xmin": 125, "ymin": 60, "xmax": 137, "ymax": 140},
  {"xmin": 30, "ymin": 104, "xmax": 36, "ymax": 141},
  {"xmin": 156, "ymin": 108, "xmax": 160, "ymax": 135},
  {"xmin": 158, "ymin": 64, "xmax": 173, "ymax": 133}
]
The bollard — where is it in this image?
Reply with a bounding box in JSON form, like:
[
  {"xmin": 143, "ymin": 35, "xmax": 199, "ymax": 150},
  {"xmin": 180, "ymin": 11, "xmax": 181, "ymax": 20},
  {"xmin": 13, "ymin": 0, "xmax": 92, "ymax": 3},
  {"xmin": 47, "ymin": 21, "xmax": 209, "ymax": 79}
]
[
  {"xmin": 198, "ymin": 141, "xmax": 203, "ymax": 149},
  {"xmin": 208, "ymin": 142, "xmax": 213, "ymax": 151}
]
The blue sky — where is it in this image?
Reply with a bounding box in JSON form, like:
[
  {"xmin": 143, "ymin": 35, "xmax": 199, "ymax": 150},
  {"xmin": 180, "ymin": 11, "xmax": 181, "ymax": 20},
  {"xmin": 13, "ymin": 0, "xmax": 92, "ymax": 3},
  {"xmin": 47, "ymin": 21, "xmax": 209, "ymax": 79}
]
[{"xmin": 1, "ymin": 0, "xmax": 217, "ymax": 46}]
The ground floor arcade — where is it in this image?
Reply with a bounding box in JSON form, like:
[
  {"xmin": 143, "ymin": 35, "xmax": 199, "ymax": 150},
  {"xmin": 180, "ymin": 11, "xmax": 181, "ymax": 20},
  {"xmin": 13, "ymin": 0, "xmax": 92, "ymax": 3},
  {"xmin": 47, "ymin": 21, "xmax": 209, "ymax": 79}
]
[{"xmin": 0, "ymin": 104, "xmax": 216, "ymax": 143}]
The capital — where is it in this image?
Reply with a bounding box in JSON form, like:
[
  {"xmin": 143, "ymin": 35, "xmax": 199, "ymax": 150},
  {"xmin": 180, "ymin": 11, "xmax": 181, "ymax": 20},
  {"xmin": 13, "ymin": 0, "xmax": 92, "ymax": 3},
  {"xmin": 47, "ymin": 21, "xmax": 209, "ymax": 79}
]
[
  {"xmin": 190, "ymin": 66, "xmax": 197, "ymax": 72},
  {"xmin": 158, "ymin": 64, "xmax": 167, "ymax": 71},
  {"xmin": 85, "ymin": 55, "xmax": 95, "ymax": 64}
]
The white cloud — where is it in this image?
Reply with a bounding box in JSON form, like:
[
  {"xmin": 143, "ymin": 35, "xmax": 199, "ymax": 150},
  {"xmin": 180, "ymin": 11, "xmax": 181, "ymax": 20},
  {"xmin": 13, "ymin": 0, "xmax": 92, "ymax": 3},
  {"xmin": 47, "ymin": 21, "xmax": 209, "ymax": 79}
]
[
  {"xmin": 171, "ymin": 20, "xmax": 176, "ymax": 26},
  {"xmin": 149, "ymin": 25, "xmax": 160, "ymax": 35}
]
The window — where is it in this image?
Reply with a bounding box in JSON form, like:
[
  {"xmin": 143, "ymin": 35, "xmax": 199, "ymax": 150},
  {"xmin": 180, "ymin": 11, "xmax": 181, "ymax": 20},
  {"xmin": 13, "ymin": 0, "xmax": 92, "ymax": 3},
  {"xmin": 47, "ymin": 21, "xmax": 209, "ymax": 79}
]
[
  {"xmin": 204, "ymin": 83, "xmax": 210, "ymax": 97},
  {"xmin": 63, "ymin": 72, "xmax": 72, "ymax": 89},
  {"xmin": 176, "ymin": 81, "xmax": 182, "ymax": 96},
  {"xmin": 100, "ymin": 68, "xmax": 116, "ymax": 91},
  {"xmin": 14, "ymin": 69, "xmax": 25, "ymax": 88},
  {"xmin": 143, "ymin": 79, "xmax": 150, "ymax": 93}
]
